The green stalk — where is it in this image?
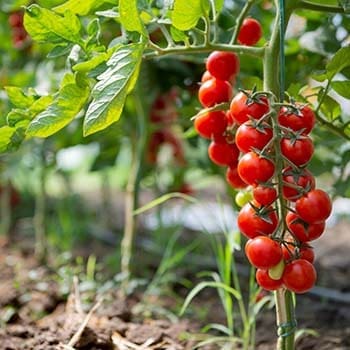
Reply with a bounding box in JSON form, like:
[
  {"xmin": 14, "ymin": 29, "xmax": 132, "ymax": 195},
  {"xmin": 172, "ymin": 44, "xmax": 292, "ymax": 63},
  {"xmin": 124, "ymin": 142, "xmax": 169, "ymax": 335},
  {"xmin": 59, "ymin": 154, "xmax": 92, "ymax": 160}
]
[
  {"xmin": 296, "ymin": 0, "xmax": 345, "ymax": 13},
  {"xmin": 264, "ymin": 2, "xmax": 296, "ymax": 349}
]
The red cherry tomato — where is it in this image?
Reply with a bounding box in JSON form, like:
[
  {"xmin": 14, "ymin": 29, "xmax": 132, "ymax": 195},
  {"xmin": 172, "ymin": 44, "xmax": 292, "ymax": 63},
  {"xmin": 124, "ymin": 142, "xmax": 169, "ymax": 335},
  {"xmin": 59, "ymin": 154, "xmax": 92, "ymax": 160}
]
[
  {"xmin": 226, "ymin": 166, "xmax": 248, "ymax": 189},
  {"xmin": 295, "ymin": 189, "xmax": 332, "ymax": 224},
  {"xmin": 194, "ymin": 111, "xmax": 228, "ymax": 139},
  {"xmin": 245, "ymin": 236, "xmax": 283, "ymax": 269},
  {"xmin": 286, "ymin": 211, "xmax": 325, "ymax": 242},
  {"xmin": 282, "ymin": 243, "xmax": 315, "ymax": 264},
  {"xmin": 229, "ymin": 92, "xmax": 269, "ymax": 125},
  {"xmin": 237, "ymin": 202, "xmax": 278, "ymax": 239},
  {"xmin": 206, "ymin": 51, "xmax": 240, "ymax": 81},
  {"xmin": 201, "ymin": 70, "xmax": 212, "ymax": 83},
  {"xmin": 198, "ymin": 78, "xmax": 233, "ymax": 107},
  {"xmin": 9, "ymin": 11, "xmax": 24, "ymax": 28},
  {"xmin": 256, "ymin": 269, "xmax": 283, "ymax": 291},
  {"xmin": 253, "ymin": 185, "xmax": 277, "ymax": 206},
  {"xmin": 282, "ymin": 166, "xmax": 315, "ymax": 201},
  {"xmin": 237, "ymin": 18, "xmax": 263, "ymax": 46},
  {"xmin": 238, "ymin": 152, "xmax": 275, "ymax": 186},
  {"xmin": 208, "ymin": 139, "xmax": 239, "ymax": 167},
  {"xmin": 278, "ymin": 105, "xmax": 315, "ymax": 135},
  {"xmin": 235, "ymin": 121, "xmax": 273, "ymax": 154},
  {"xmin": 280, "ymin": 136, "xmax": 314, "ymax": 167},
  {"xmin": 283, "ymin": 259, "xmax": 317, "ymax": 293}
]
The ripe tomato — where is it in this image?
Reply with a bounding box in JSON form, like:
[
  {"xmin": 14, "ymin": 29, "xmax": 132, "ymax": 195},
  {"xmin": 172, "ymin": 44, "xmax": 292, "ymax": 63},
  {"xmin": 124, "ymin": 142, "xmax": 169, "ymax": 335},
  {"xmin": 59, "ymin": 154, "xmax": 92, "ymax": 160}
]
[
  {"xmin": 282, "ymin": 166, "xmax": 315, "ymax": 201},
  {"xmin": 237, "ymin": 202, "xmax": 278, "ymax": 239},
  {"xmin": 206, "ymin": 51, "xmax": 240, "ymax": 81},
  {"xmin": 226, "ymin": 166, "xmax": 248, "ymax": 189},
  {"xmin": 283, "ymin": 259, "xmax": 317, "ymax": 293},
  {"xmin": 229, "ymin": 92, "xmax": 269, "ymax": 125},
  {"xmin": 201, "ymin": 70, "xmax": 212, "ymax": 83},
  {"xmin": 286, "ymin": 211, "xmax": 325, "ymax": 242},
  {"xmin": 235, "ymin": 121, "xmax": 273, "ymax": 153},
  {"xmin": 280, "ymin": 136, "xmax": 314, "ymax": 166},
  {"xmin": 253, "ymin": 185, "xmax": 277, "ymax": 206},
  {"xmin": 238, "ymin": 152, "xmax": 275, "ymax": 186},
  {"xmin": 278, "ymin": 105, "xmax": 315, "ymax": 135},
  {"xmin": 256, "ymin": 269, "xmax": 283, "ymax": 291},
  {"xmin": 282, "ymin": 243, "xmax": 315, "ymax": 263},
  {"xmin": 9, "ymin": 12, "xmax": 24, "ymax": 28},
  {"xmin": 208, "ymin": 139, "xmax": 239, "ymax": 167},
  {"xmin": 198, "ymin": 78, "xmax": 233, "ymax": 107},
  {"xmin": 237, "ymin": 18, "xmax": 263, "ymax": 46},
  {"xmin": 194, "ymin": 111, "xmax": 228, "ymax": 139},
  {"xmin": 245, "ymin": 236, "xmax": 283, "ymax": 269},
  {"xmin": 295, "ymin": 189, "xmax": 332, "ymax": 224}
]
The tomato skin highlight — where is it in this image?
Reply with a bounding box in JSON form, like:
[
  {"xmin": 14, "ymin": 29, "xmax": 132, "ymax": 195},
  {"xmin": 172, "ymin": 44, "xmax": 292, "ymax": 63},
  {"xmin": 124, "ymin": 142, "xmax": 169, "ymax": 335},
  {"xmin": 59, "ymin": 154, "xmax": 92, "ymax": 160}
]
[
  {"xmin": 229, "ymin": 92, "xmax": 269, "ymax": 125},
  {"xmin": 295, "ymin": 189, "xmax": 332, "ymax": 224},
  {"xmin": 235, "ymin": 121, "xmax": 273, "ymax": 154},
  {"xmin": 278, "ymin": 105, "xmax": 316, "ymax": 135},
  {"xmin": 280, "ymin": 136, "xmax": 314, "ymax": 166},
  {"xmin": 253, "ymin": 185, "xmax": 277, "ymax": 206},
  {"xmin": 256, "ymin": 269, "xmax": 283, "ymax": 291},
  {"xmin": 206, "ymin": 51, "xmax": 240, "ymax": 81},
  {"xmin": 198, "ymin": 78, "xmax": 233, "ymax": 107},
  {"xmin": 286, "ymin": 211, "xmax": 325, "ymax": 242},
  {"xmin": 245, "ymin": 236, "xmax": 283, "ymax": 269},
  {"xmin": 237, "ymin": 18, "xmax": 263, "ymax": 46},
  {"xmin": 194, "ymin": 111, "xmax": 228, "ymax": 139},
  {"xmin": 238, "ymin": 152, "xmax": 275, "ymax": 186},
  {"xmin": 283, "ymin": 259, "xmax": 317, "ymax": 293},
  {"xmin": 237, "ymin": 202, "xmax": 278, "ymax": 239},
  {"xmin": 208, "ymin": 139, "xmax": 239, "ymax": 167}
]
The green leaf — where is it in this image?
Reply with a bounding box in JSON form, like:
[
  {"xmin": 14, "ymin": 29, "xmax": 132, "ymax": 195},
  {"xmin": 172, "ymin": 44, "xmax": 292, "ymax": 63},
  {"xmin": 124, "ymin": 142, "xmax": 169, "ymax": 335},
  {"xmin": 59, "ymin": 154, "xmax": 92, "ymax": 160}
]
[
  {"xmin": 47, "ymin": 43, "xmax": 74, "ymax": 58},
  {"xmin": 73, "ymin": 51, "xmax": 111, "ymax": 73},
  {"xmin": 338, "ymin": 0, "xmax": 350, "ymax": 13},
  {"xmin": 54, "ymin": 0, "xmax": 107, "ymax": 15},
  {"xmin": 0, "ymin": 126, "xmax": 17, "ymax": 153},
  {"xmin": 83, "ymin": 43, "xmax": 144, "ymax": 136},
  {"xmin": 318, "ymin": 93, "xmax": 341, "ymax": 121},
  {"xmin": 170, "ymin": 26, "xmax": 188, "ymax": 43},
  {"xmin": 326, "ymin": 46, "xmax": 350, "ymax": 79},
  {"xmin": 24, "ymin": 4, "xmax": 82, "ymax": 45},
  {"xmin": 172, "ymin": 0, "xmax": 210, "ymax": 31},
  {"xmin": 26, "ymin": 74, "xmax": 90, "ymax": 138},
  {"xmin": 119, "ymin": 0, "xmax": 146, "ymax": 35},
  {"xmin": 4, "ymin": 87, "xmax": 36, "ymax": 109},
  {"xmin": 331, "ymin": 81, "xmax": 350, "ymax": 99}
]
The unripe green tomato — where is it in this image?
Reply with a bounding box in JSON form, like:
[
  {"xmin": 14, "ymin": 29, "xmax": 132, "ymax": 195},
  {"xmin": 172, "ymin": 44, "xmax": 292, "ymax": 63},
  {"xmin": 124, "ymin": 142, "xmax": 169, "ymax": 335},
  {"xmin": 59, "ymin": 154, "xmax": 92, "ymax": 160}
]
[
  {"xmin": 268, "ymin": 259, "xmax": 285, "ymax": 280},
  {"xmin": 235, "ymin": 190, "xmax": 253, "ymax": 207}
]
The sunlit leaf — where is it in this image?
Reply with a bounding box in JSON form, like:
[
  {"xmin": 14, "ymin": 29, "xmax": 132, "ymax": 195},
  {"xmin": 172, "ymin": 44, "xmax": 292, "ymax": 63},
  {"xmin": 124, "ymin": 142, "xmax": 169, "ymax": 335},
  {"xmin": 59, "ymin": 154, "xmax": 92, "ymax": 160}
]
[
  {"xmin": 326, "ymin": 46, "xmax": 350, "ymax": 79},
  {"xmin": 119, "ymin": 0, "xmax": 146, "ymax": 35},
  {"xmin": 54, "ymin": 0, "xmax": 109, "ymax": 15},
  {"xmin": 331, "ymin": 81, "xmax": 350, "ymax": 99}
]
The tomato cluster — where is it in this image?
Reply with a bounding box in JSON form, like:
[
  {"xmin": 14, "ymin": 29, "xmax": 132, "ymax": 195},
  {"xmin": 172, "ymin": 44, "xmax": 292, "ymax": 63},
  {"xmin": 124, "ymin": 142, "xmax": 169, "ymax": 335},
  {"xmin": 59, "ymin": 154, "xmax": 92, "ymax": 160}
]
[
  {"xmin": 193, "ymin": 19, "xmax": 332, "ymax": 294},
  {"xmin": 8, "ymin": 11, "xmax": 30, "ymax": 49}
]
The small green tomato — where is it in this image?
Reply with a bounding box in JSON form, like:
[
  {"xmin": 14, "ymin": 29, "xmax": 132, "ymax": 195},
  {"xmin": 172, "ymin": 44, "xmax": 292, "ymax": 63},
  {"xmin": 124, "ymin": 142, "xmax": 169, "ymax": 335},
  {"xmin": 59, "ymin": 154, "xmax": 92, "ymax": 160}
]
[
  {"xmin": 235, "ymin": 190, "xmax": 253, "ymax": 207},
  {"xmin": 268, "ymin": 259, "xmax": 285, "ymax": 280}
]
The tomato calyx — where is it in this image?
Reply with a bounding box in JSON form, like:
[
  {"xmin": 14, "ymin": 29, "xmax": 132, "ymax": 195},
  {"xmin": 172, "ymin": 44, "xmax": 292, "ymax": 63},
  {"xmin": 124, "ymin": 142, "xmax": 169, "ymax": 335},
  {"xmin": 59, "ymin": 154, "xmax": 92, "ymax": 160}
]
[
  {"xmin": 240, "ymin": 87, "xmax": 270, "ymax": 108},
  {"xmin": 249, "ymin": 201, "xmax": 277, "ymax": 225}
]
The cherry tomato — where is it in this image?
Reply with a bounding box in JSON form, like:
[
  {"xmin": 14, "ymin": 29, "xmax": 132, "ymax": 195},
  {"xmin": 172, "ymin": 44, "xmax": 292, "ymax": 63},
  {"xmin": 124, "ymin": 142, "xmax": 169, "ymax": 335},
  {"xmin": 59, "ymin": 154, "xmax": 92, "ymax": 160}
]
[
  {"xmin": 201, "ymin": 70, "xmax": 212, "ymax": 83},
  {"xmin": 237, "ymin": 202, "xmax": 278, "ymax": 239},
  {"xmin": 235, "ymin": 190, "xmax": 253, "ymax": 207},
  {"xmin": 238, "ymin": 152, "xmax": 275, "ymax": 186},
  {"xmin": 253, "ymin": 185, "xmax": 277, "ymax": 206},
  {"xmin": 286, "ymin": 211, "xmax": 325, "ymax": 242},
  {"xmin": 194, "ymin": 111, "xmax": 228, "ymax": 139},
  {"xmin": 9, "ymin": 12, "xmax": 24, "ymax": 28},
  {"xmin": 229, "ymin": 92, "xmax": 269, "ymax": 125},
  {"xmin": 295, "ymin": 189, "xmax": 332, "ymax": 224},
  {"xmin": 226, "ymin": 166, "xmax": 248, "ymax": 189},
  {"xmin": 208, "ymin": 139, "xmax": 239, "ymax": 167},
  {"xmin": 278, "ymin": 105, "xmax": 315, "ymax": 135},
  {"xmin": 206, "ymin": 51, "xmax": 240, "ymax": 81},
  {"xmin": 237, "ymin": 18, "xmax": 263, "ymax": 46},
  {"xmin": 235, "ymin": 121, "xmax": 273, "ymax": 153},
  {"xmin": 280, "ymin": 136, "xmax": 314, "ymax": 167},
  {"xmin": 256, "ymin": 269, "xmax": 283, "ymax": 291},
  {"xmin": 245, "ymin": 236, "xmax": 283, "ymax": 269},
  {"xmin": 282, "ymin": 243, "xmax": 315, "ymax": 263},
  {"xmin": 198, "ymin": 78, "xmax": 233, "ymax": 107},
  {"xmin": 283, "ymin": 259, "xmax": 317, "ymax": 293},
  {"xmin": 282, "ymin": 166, "xmax": 315, "ymax": 201}
]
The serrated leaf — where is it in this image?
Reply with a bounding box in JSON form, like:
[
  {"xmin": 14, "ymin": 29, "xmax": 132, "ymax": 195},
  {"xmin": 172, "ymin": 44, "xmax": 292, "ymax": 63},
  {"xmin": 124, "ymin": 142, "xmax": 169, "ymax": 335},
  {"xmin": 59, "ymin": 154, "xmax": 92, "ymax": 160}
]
[
  {"xmin": 26, "ymin": 74, "xmax": 90, "ymax": 138},
  {"xmin": 5, "ymin": 87, "xmax": 36, "ymax": 109},
  {"xmin": 54, "ymin": 0, "xmax": 106, "ymax": 15},
  {"xmin": 331, "ymin": 80, "xmax": 350, "ymax": 99},
  {"xmin": 119, "ymin": 0, "xmax": 146, "ymax": 35},
  {"xmin": 172, "ymin": 0, "xmax": 210, "ymax": 31},
  {"xmin": 326, "ymin": 46, "xmax": 350, "ymax": 79},
  {"xmin": 83, "ymin": 43, "xmax": 144, "ymax": 136},
  {"xmin": 24, "ymin": 4, "xmax": 82, "ymax": 45}
]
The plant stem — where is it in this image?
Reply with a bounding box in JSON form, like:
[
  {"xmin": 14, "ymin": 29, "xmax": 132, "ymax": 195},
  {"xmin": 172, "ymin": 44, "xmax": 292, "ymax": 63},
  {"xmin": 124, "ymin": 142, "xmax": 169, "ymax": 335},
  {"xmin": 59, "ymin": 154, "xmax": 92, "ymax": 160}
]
[
  {"xmin": 34, "ymin": 143, "xmax": 47, "ymax": 263},
  {"xmin": 296, "ymin": 0, "xmax": 345, "ymax": 13}
]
